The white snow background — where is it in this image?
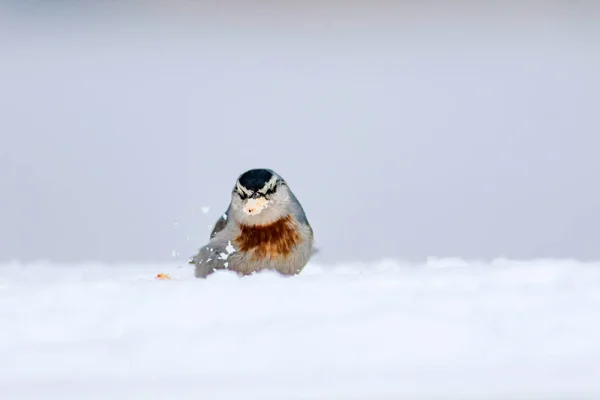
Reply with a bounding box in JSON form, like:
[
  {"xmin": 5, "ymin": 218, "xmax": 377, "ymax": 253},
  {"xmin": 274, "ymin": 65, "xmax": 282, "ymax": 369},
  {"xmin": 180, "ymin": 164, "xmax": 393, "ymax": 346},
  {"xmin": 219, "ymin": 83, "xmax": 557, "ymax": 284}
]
[{"xmin": 1, "ymin": 259, "xmax": 600, "ymax": 399}]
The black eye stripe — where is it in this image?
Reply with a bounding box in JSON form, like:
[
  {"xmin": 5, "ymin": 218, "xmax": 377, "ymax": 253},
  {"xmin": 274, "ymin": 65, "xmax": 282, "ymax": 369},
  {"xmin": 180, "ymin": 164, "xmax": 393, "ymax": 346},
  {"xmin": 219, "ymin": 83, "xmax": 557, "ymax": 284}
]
[{"xmin": 234, "ymin": 181, "xmax": 282, "ymax": 199}]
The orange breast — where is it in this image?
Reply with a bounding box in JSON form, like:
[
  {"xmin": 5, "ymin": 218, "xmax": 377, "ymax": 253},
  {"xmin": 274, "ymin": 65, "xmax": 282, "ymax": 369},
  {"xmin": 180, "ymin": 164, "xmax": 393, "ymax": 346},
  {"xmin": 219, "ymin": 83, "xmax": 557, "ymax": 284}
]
[{"xmin": 234, "ymin": 215, "xmax": 301, "ymax": 260}]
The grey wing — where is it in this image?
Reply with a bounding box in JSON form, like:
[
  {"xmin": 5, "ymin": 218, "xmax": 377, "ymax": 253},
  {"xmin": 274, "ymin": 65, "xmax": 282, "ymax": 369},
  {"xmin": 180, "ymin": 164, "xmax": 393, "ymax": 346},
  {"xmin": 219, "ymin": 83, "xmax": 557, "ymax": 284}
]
[
  {"xmin": 287, "ymin": 189, "xmax": 310, "ymax": 227},
  {"xmin": 188, "ymin": 206, "xmax": 231, "ymax": 267},
  {"xmin": 287, "ymin": 188, "xmax": 318, "ymax": 255},
  {"xmin": 210, "ymin": 205, "xmax": 231, "ymax": 239},
  {"xmin": 190, "ymin": 209, "xmax": 234, "ymax": 278},
  {"xmin": 192, "ymin": 245, "xmax": 228, "ymax": 278}
]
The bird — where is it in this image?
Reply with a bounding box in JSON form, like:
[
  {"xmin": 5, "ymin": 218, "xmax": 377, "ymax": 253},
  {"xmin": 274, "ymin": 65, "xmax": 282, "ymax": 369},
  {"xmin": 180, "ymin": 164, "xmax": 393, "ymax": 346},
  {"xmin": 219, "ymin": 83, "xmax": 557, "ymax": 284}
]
[{"xmin": 189, "ymin": 168, "xmax": 315, "ymax": 278}]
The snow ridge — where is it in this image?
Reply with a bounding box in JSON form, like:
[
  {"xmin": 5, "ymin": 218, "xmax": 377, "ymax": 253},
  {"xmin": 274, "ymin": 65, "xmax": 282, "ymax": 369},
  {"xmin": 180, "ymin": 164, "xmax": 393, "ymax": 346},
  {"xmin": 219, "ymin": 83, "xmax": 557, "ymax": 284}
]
[{"xmin": 1, "ymin": 258, "xmax": 600, "ymax": 399}]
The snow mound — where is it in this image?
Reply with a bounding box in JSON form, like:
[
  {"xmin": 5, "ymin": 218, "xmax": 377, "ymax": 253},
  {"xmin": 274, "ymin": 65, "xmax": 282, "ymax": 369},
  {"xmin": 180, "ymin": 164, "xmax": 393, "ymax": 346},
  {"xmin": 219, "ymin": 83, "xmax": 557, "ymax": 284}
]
[{"xmin": 1, "ymin": 258, "xmax": 600, "ymax": 399}]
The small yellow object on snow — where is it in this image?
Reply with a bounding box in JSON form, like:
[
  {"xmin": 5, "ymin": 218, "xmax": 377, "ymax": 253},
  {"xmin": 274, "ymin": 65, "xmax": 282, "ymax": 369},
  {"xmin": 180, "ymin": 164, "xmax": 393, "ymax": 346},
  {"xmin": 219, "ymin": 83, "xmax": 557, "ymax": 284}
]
[{"xmin": 155, "ymin": 273, "xmax": 172, "ymax": 280}]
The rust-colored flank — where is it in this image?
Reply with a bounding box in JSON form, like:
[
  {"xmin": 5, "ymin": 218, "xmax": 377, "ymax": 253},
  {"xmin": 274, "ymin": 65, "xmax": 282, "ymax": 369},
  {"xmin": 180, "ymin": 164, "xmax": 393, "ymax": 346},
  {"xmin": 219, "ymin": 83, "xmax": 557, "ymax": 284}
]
[{"xmin": 234, "ymin": 215, "xmax": 300, "ymax": 259}]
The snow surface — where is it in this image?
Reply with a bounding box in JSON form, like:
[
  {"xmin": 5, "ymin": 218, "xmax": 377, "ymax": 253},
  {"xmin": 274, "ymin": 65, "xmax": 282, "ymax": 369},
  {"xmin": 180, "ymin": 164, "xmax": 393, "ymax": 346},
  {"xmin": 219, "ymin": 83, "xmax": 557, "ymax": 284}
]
[{"xmin": 1, "ymin": 258, "xmax": 600, "ymax": 399}]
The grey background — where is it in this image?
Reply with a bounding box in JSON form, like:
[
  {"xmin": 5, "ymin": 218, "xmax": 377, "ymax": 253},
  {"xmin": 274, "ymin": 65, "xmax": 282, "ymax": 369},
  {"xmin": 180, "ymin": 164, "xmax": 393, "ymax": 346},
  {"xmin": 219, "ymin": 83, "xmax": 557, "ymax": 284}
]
[{"xmin": 1, "ymin": 2, "xmax": 599, "ymax": 264}]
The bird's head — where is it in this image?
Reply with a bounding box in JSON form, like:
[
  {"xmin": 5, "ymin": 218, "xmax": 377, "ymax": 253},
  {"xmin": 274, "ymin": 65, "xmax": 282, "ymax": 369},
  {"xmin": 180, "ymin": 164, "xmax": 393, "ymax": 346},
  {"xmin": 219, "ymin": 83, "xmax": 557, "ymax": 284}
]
[{"xmin": 229, "ymin": 168, "xmax": 294, "ymax": 226}]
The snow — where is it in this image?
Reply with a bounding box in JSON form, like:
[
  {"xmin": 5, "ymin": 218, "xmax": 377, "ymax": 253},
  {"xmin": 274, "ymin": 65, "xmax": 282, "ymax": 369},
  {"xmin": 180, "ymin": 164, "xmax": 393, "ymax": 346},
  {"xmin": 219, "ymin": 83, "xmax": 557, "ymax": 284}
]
[
  {"xmin": 225, "ymin": 241, "xmax": 236, "ymax": 255},
  {"xmin": 217, "ymin": 241, "xmax": 236, "ymax": 262},
  {"xmin": 1, "ymin": 258, "xmax": 600, "ymax": 399}
]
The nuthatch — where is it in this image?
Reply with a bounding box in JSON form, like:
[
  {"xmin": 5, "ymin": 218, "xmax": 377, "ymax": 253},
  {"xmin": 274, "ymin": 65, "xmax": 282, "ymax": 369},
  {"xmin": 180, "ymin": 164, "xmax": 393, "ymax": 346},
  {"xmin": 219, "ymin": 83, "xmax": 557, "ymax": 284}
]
[{"xmin": 190, "ymin": 168, "xmax": 315, "ymax": 278}]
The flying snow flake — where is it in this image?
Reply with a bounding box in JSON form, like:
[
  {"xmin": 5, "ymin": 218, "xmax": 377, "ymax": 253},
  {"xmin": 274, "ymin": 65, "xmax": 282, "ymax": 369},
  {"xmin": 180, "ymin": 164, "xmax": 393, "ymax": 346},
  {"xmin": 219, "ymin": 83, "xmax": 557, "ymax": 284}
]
[
  {"xmin": 201, "ymin": 206, "xmax": 210, "ymax": 214},
  {"xmin": 222, "ymin": 213, "xmax": 227, "ymax": 220},
  {"xmin": 224, "ymin": 262, "xmax": 229, "ymax": 268}
]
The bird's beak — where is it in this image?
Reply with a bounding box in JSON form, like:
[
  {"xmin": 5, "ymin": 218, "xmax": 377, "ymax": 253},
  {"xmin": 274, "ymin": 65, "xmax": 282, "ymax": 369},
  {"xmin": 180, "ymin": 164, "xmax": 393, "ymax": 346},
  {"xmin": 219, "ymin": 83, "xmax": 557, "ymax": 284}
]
[{"xmin": 243, "ymin": 196, "xmax": 270, "ymax": 216}]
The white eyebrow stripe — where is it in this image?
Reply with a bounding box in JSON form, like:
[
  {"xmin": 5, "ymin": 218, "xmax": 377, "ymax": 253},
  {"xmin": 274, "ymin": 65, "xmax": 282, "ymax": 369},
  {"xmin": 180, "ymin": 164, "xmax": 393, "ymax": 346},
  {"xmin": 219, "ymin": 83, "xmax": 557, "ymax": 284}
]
[
  {"xmin": 258, "ymin": 174, "xmax": 279, "ymax": 194},
  {"xmin": 236, "ymin": 181, "xmax": 252, "ymax": 195}
]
